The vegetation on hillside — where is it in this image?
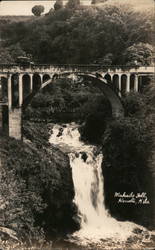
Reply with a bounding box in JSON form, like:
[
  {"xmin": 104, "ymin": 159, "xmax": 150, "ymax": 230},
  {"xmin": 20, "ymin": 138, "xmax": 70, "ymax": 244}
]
[
  {"xmin": 0, "ymin": 3, "xmax": 153, "ymax": 65},
  {"xmin": 0, "ymin": 123, "xmax": 79, "ymax": 247},
  {"xmin": 81, "ymin": 86, "xmax": 155, "ymax": 228},
  {"xmin": 102, "ymin": 115, "xmax": 155, "ymax": 228},
  {"xmin": 54, "ymin": 0, "xmax": 63, "ymax": 11},
  {"xmin": 23, "ymin": 77, "xmax": 111, "ymax": 123}
]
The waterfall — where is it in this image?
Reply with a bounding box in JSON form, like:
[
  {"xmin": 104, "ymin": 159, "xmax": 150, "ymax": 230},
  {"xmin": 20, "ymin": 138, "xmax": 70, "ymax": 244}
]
[{"xmin": 49, "ymin": 123, "xmax": 140, "ymax": 245}]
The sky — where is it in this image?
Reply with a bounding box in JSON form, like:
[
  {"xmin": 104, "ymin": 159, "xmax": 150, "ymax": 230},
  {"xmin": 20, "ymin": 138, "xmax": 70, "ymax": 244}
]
[
  {"xmin": 0, "ymin": 0, "xmax": 91, "ymax": 15},
  {"xmin": 0, "ymin": 0, "xmax": 154, "ymax": 16}
]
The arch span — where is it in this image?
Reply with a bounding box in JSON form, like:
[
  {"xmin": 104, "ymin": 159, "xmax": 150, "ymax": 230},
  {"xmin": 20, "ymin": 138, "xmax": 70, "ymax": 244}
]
[{"xmin": 22, "ymin": 72, "xmax": 124, "ymax": 119}]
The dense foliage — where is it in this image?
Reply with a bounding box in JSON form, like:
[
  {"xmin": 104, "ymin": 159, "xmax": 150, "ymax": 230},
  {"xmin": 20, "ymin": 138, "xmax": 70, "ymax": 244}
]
[
  {"xmin": 0, "ymin": 4, "xmax": 153, "ymax": 64},
  {"xmin": 102, "ymin": 118, "xmax": 154, "ymax": 227},
  {"xmin": 0, "ymin": 122, "xmax": 78, "ymax": 245},
  {"xmin": 66, "ymin": 0, "xmax": 81, "ymax": 9},
  {"xmin": 101, "ymin": 86, "xmax": 155, "ymax": 228},
  {"xmin": 23, "ymin": 77, "xmax": 111, "ymax": 122},
  {"xmin": 54, "ymin": 0, "xmax": 63, "ymax": 11}
]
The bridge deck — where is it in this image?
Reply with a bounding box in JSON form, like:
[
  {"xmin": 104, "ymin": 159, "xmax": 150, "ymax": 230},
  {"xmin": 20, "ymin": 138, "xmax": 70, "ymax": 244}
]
[{"xmin": 0, "ymin": 64, "xmax": 154, "ymax": 74}]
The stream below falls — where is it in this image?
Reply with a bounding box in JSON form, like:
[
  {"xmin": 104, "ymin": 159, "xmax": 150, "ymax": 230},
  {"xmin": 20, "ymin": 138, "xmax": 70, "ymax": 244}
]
[{"xmin": 49, "ymin": 123, "xmax": 155, "ymax": 250}]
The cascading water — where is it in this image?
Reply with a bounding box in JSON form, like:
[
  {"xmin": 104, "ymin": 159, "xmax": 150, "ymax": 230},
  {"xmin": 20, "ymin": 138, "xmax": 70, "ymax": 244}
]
[{"xmin": 49, "ymin": 123, "xmax": 150, "ymax": 248}]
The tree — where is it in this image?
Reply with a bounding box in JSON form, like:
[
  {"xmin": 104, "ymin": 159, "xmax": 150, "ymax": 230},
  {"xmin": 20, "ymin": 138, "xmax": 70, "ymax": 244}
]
[
  {"xmin": 0, "ymin": 43, "xmax": 26, "ymax": 64},
  {"xmin": 54, "ymin": 0, "xmax": 63, "ymax": 11},
  {"xmin": 66, "ymin": 0, "xmax": 80, "ymax": 9},
  {"xmin": 32, "ymin": 5, "xmax": 45, "ymax": 16},
  {"xmin": 0, "ymin": 47, "xmax": 13, "ymax": 64},
  {"xmin": 123, "ymin": 43, "xmax": 153, "ymax": 66},
  {"xmin": 96, "ymin": 53, "xmax": 113, "ymax": 65}
]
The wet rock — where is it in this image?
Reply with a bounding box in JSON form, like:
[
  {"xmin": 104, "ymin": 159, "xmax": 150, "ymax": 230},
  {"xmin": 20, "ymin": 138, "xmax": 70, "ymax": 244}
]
[
  {"xmin": 133, "ymin": 228, "xmax": 143, "ymax": 234},
  {"xmin": 75, "ymin": 152, "xmax": 79, "ymax": 158},
  {"xmin": 57, "ymin": 127, "xmax": 63, "ymax": 137},
  {"xmin": 80, "ymin": 152, "xmax": 88, "ymax": 162}
]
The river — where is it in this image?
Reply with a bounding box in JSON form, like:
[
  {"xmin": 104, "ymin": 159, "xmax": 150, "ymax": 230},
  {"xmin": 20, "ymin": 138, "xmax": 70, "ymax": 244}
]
[{"xmin": 49, "ymin": 123, "xmax": 155, "ymax": 249}]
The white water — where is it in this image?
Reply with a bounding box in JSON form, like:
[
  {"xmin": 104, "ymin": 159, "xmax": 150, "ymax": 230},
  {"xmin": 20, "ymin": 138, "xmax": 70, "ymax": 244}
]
[{"xmin": 49, "ymin": 123, "xmax": 143, "ymax": 246}]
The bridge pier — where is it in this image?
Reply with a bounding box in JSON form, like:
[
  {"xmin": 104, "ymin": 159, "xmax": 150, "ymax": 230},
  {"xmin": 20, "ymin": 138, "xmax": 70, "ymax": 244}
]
[
  {"xmin": 9, "ymin": 108, "xmax": 22, "ymax": 140},
  {"xmin": 126, "ymin": 74, "xmax": 130, "ymax": 93},
  {"xmin": 30, "ymin": 74, "xmax": 33, "ymax": 92},
  {"xmin": 19, "ymin": 74, "xmax": 23, "ymax": 106},
  {"xmin": 134, "ymin": 74, "xmax": 139, "ymax": 92},
  {"xmin": 8, "ymin": 75, "xmax": 12, "ymax": 109},
  {"xmin": 118, "ymin": 74, "xmax": 121, "ymax": 97}
]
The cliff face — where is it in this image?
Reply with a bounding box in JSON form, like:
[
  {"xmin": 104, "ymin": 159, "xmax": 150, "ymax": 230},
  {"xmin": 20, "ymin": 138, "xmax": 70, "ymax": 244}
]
[{"xmin": 0, "ymin": 121, "xmax": 78, "ymax": 244}]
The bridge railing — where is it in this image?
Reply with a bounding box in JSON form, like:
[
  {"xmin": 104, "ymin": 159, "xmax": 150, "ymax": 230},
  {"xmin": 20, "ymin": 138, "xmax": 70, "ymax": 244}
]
[{"xmin": 0, "ymin": 63, "xmax": 152, "ymax": 72}]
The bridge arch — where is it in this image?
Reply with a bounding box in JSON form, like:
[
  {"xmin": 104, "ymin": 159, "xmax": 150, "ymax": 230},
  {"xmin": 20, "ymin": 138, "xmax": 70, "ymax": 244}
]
[
  {"xmin": 43, "ymin": 74, "xmax": 51, "ymax": 83},
  {"xmin": 104, "ymin": 73, "xmax": 111, "ymax": 84},
  {"xmin": 23, "ymin": 72, "xmax": 124, "ymax": 119}
]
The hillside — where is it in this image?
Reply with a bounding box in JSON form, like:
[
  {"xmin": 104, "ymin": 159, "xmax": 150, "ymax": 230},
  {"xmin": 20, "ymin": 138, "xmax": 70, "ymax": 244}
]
[
  {"xmin": 0, "ymin": 15, "xmax": 34, "ymax": 23},
  {"xmin": 95, "ymin": 0, "xmax": 153, "ymax": 12},
  {"xmin": 0, "ymin": 3, "xmax": 153, "ymax": 65}
]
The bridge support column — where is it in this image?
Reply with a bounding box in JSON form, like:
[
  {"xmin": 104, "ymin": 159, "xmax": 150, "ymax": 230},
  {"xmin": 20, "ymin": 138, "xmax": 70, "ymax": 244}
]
[
  {"xmin": 110, "ymin": 74, "xmax": 114, "ymax": 81},
  {"xmin": 9, "ymin": 108, "xmax": 22, "ymax": 140},
  {"xmin": 126, "ymin": 74, "xmax": 130, "ymax": 93},
  {"xmin": 8, "ymin": 75, "xmax": 12, "ymax": 109},
  {"xmin": 134, "ymin": 74, "xmax": 139, "ymax": 92},
  {"xmin": 118, "ymin": 74, "xmax": 121, "ymax": 97},
  {"xmin": 39, "ymin": 74, "xmax": 43, "ymax": 85},
  {"xmin": 30, "ymin": 74, "xmax": 33, "ymax": 92},
  {"xmin": 19, "ymin": 74, "xmax": 23, "ymax": 106}
]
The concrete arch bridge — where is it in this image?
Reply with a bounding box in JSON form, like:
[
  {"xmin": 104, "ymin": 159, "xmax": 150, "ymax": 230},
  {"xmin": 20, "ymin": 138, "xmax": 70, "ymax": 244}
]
[{"xmin": 0, "ymin": 64, "xmax": 154, "ymax": 140}]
